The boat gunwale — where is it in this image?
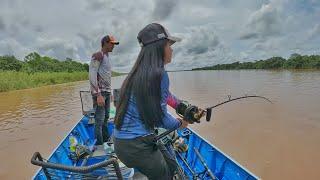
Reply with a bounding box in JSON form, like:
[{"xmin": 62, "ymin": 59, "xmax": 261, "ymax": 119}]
[
  {"xmin": 32, "ymin": 116, "xmax": 86, "ymax": 179},
  {"xmin": 187, "ymin": 127, "xmax": 261, "ymax": 180}
]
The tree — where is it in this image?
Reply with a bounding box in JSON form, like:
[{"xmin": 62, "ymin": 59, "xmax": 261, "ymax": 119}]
[
  {"xmin": 83, "ymin": 63, "xmax": 89, "ymax": 72},
  {"xmin": 192, "ymin": 54, "xmax": 320, "ymax": 70},
  {"xmin": 0, "ymin": 55, "xmax": 24, "ymax": 71}
]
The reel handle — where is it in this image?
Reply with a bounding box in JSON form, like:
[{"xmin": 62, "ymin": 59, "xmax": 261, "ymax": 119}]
[
  {"xmin": 205, "ymin": 108, "xmax": 212, "ymax": 122},
  {"xmin": 176, "ymin": 101, "xmax": 210, "ymax": 123}
]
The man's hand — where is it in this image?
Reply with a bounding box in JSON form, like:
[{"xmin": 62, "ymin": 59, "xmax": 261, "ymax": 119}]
[
  {"xmin": 97, "ymin": 95, "xmax": 105, "ymax": 106},
  {"xmin": 177, "ymin": 118, "xmax": 189, "ymax": 129}
]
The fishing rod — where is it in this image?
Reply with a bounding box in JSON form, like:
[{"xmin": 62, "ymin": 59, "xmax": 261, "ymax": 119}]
[
  {"xmin": 154, "ymin": 95, "xmax": 272, "ymax": 180},
  {"xmin": 177, "ymin": 94, "xmax": 272, "ymax": 123},
  {"xmin": 207, "ymin": 95, "xmax": 272, "ymax": 110},
  {"xmin": 203, "ymin": 95, "xmax": 272, "ymax": 122},
  {"xmin": 155, "ymin": 94, "xmax": 272, "ymax": 141},
  {"xmin": 154, "ymin": 94, "xmax": 272, "ymax": 179},
  {"xmin": 194, "ymin": 148, "xmax": 216, "ymax": 180},
  {"xmin": 175, "ymin": 152, "xmax": 197, "ymax": 179}
]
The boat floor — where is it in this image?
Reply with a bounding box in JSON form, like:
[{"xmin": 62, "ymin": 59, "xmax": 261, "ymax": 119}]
[
  {"xmin": 92, "ymin": 145, "xmax": 107, "ymax": 157},
  {"xmin": 133, "ymin": 173, "xmax": 148, "ymax": 180},
  {"xmin": 93, "ymin": 145, "xmax": 148, "ymax": 180}
]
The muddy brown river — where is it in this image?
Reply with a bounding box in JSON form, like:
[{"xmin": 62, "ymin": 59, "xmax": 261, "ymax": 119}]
[{"xmin": 0, "ymin": 70, "xmax": 320, "ymax": 179}]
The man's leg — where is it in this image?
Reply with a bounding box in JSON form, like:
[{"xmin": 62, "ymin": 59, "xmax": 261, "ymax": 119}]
[
  {"xmin": 103, "ymin": 92, "xmax": 111, "ymax": 142},
  {"xmin": 93, "ymin": 95, "xmax": 105, "ymax": 145}
]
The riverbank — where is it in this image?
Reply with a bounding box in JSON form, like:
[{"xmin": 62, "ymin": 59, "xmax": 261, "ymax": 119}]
[
  {"xmin": 0, "ymin": 71, "xmax": 124, "ymax": 92},
  {"xmin": 193, "ymin": 54, "xmax": 320, "ymax": 71}
]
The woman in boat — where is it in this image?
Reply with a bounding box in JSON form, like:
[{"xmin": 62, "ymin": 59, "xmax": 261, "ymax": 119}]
[{"xmin": 113, "ymin": 23, "xmax": 189, "ymax": 179}]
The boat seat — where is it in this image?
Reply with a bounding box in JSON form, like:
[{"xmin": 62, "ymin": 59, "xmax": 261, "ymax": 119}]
[{"xmin": 87, "ymin": 145, "xmax": 148, "ymax": 180}]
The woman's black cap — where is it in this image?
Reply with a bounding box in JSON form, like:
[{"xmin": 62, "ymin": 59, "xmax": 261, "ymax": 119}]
[{"xmin": 137, "ymin": 23, "xmax": 181, "ymax": 47}]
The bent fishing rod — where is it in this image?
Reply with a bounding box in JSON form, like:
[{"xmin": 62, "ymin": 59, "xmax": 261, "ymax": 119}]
[{"xmin": 155, "ymin": 95, "xmax": 272, "ymax": 141}]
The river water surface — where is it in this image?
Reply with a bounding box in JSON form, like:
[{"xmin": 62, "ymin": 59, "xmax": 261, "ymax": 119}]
[{"xmin": 0, "ymin": 70, "xmax": 320, "ymax": 179}]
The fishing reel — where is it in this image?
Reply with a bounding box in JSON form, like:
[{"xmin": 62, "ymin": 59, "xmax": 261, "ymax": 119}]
[{"xmin": 176, "ymin": 101, "xmax": 212, "ymax": 123}]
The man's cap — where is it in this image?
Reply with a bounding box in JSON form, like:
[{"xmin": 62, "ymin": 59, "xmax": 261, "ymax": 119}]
[
  {"xmin": 137, "ymin": 23, "xmax": 181, "ymax": 47},
  {"xmin": 101, "ymin": 35, "xmax": 119, "ymax": 46}
]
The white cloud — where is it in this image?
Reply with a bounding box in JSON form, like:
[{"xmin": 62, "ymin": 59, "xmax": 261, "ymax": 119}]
[
  {"xmin": 35, "ymin": 37, "xmax": 80, "ymax": 60},
  {"xmin": 152, "ymin": 0, "xmax": 179, "ymax": 21},
  {"xmin": 0, "ymin": 0, "xmax": 319, "ymax": 72},
  {"xmin": 308, "ymin": 24, "xmax": 320, "ymax": 40},
  {"xmin": 240, "ymin": 2, "xmax": 283, "ymax": 40},
  {"xmin": 167, "ymin": 24, "xmax": 233, "ymax": 70},
  {"xmin": 0, "ymin": 38, "xmax": 30, "ymax": 58}
]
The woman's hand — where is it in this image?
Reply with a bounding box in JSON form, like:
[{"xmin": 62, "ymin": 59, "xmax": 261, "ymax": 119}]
[{"xmin": 177, "ymin": 118, "xmax": 189, "ymax": 129}]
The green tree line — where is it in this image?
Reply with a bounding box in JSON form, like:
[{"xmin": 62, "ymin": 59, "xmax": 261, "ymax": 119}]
[
  {"xmin": 0, "ymin": 52, "xmax": 89, "ymax": 73},
  {"xmin": 193, "ymin": 54, "xmax": 320, "ymax": 70}
]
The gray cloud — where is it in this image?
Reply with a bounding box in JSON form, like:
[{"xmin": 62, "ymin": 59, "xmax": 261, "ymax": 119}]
[
  {"xmin": 0, "ymin": 38, "xmax": 30, "ymax": 58},
  {"xmin": 36, "ymin": 38, "xmax": 79, "ymax": 60},
  {"xmin": 167, "ymin": 24, "xmax": 232, "ymax": 70},
  {"xmin": 0, "ymin": 0, "xmax": 320, "ymax": 72},
  {"xmin": 308, "ymin": 24, "xmax": 320, "ymax": 39},
  {"xmin": 33, "ymin": 25, "xmax": 44, "ymax": 33},
  {"xmin": 152, "ymin": 0, "xmax": 179, "ymax": 21},
  {"xmin": 0, "ymin": 17, "xmax": 5, "ymax": 31},
  {"xmin": 86, "ymin": 0, "xmax": 109, "ymax": 11},
  {"xmin": 239, "ymin": 33, "xmax": 259, "ymax": 40},
  {"xmin": 0, "ymin": 40, "xmax": 14, "ymax": 55},
  {"xmin": 184, "ymin": 26, "xmax": 220, "ymax": 55},
  {"xmin": 240, "ymin": 3, "xmax": 283, "ymax": 40}
]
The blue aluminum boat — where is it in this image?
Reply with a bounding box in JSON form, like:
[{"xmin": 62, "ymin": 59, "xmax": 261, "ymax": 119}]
[{"xmin": 31, "ymin": 91, "xmax": 260, "ymax": 180}]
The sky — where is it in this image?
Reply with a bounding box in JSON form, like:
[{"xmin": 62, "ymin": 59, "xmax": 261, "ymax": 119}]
[{"xmin": 0, "ymin": 0, "xmax": 319, "ymax": 72}]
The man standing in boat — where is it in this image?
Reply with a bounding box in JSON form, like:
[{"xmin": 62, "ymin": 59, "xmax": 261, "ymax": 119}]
[{"xmin": 89, "ymin": 35, "xmax": 119, "ymax": 145}]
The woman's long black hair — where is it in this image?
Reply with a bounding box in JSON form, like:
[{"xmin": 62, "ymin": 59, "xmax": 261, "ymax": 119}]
[{"xmin": 115, "ymin": 39, "xmax": 168, "ymax": 130}]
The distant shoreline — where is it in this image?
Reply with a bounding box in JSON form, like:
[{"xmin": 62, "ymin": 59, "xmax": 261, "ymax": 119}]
[
  {"xmin": 0, "ymin": 71, "xmax": 124, "ymax": 92},
  {"xmin": 191, "ymin": 68, "xmax": 320, "ymax": 71},
  {"xmin": 0, "ymin": 52, "xmax": 125, "ymax": 92},
  {"xmin": 192, "ymin": 54, "xmax": 320, "ymax": 71}
]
